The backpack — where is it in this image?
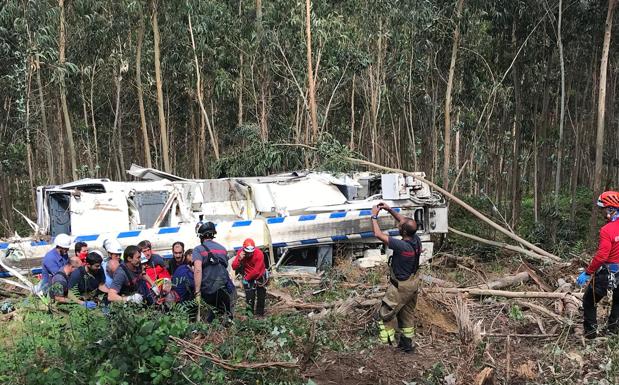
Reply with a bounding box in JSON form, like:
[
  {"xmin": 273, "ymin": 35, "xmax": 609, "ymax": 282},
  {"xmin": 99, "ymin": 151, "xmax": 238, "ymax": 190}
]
[{"xmin": 198, "ymin": 243, "xmax": 229, "ymax": 294}]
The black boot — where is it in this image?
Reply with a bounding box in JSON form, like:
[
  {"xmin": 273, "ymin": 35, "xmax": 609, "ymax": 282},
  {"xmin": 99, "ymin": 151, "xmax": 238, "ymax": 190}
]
[
  {"xmin": 397, "ymin": 336, "xmax": 415, "ymax": 353},
  {"xmin": 584, "ymin": 325, "xmax": 598, "ymax": 340}
]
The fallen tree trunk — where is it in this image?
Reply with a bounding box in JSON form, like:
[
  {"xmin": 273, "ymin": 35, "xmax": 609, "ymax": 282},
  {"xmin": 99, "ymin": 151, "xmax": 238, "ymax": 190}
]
[
  {"xmin": 426, "ymin": 287, "xmax": 582, "ymax": 299},
  {"xmin": 469, "ymin": 272, "xmax": 529, "ymax": 290},
  {"xmin": 449, "ymin": 227, "xmax": 559, "ymax": 264},
  {"xmin": 344, "ymin": 157, "xmax": 561, "ymax": 262},
  {"xmin": 514, "ymin": 299, "xmax": 572, "ymax": 325}
]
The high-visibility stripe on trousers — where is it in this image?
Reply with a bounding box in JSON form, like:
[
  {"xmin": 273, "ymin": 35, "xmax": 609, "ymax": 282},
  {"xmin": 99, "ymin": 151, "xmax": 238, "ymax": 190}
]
[
  {"xmin": 401, "ymin": 326, "xmax": 415, "ymax": 338},
  {"xmin": 378, "ymin": 320, "xmax": 396, "ymax": 344}
]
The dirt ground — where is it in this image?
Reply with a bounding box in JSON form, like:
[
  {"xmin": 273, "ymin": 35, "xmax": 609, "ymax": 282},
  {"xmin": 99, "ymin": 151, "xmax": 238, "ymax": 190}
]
[{"xmin": 294, "ymin": 254, "xmax": 619, "ymax": 385}]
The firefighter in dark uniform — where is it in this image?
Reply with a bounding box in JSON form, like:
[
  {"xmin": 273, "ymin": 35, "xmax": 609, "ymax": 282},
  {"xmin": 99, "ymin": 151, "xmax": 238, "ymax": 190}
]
[{"xmin": 371, "ymin": 202, "xmax": 422, "ymax": 353}]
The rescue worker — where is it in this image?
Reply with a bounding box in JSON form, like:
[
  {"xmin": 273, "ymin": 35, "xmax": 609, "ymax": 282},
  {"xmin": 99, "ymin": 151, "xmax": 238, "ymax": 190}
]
[
  {"xmin": 192, "ymin": 221, "xmax": 234, "ymax": 322},
  {"xmin": 50, "ymin": 256, "xmax": 96, "ymax": 309},
  {"xmin": 171, "ymin": 249, "xmax": 195, "ymax": 303},
  {"xmin": 576, "ymin": 191, "xmax": 619, "ymax": 338},
  {"xmin": 107, "ymin": 245, "xmax": 144, "ymax": 304},
  {"xmin": 169, "ymin": 241, "xmax": 185, "ymax": 275},
  {"xmin": 102, "ymin": 239, "xmax": 123, "ymax": 287},
  {"xmin": 370, "ymin": 202, "xmax": 421, "ymax": 353},
  {"xmin": 232, "ymin": 238, "xmax": 268, "ymax": 316},
  {"xmin": 138, "ymin": 240, "xmax": 167, "ymax": 269},
  {"xmin": 74, "ymin": 241, "xmax": 89, "ymax": 264},
  {"xmin": 40, "ymin": 233, "xmax": 72, "ymax": 292},
  {"xmin": 106, "ymin": 259, "xmax": 120, "ymax": 285},
  {"xmin": 68, "ymin": 250, "xmax": 108, "ymax": 299}
]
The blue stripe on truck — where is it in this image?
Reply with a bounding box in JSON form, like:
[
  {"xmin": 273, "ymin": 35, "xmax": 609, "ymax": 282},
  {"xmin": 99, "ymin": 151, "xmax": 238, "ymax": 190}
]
[{"xmin": 117, "ymin": 231, "xmax": 141, "ymax": 238}]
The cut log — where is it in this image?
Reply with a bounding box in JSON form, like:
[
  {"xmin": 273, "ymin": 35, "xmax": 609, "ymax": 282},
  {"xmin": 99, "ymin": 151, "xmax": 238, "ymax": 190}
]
[
  {"xmin": 469, "ymin": 272, "xmax": 529, "ymax": 290},
  {"xmin": 426, "ymin": 287, "xmax": 583, "ymax": 299},
  {"xmin": 514, "ymin": 299, "xmax": 572, "ymax": 325}
]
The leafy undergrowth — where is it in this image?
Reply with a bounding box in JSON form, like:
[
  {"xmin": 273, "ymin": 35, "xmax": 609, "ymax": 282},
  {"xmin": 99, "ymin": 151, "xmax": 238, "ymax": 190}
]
[{"xmin": 2, "ymin": 253, "xmax": 619, "ymax": 385}]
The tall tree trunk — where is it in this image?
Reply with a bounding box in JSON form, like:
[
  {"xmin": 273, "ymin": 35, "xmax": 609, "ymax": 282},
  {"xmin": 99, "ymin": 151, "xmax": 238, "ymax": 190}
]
[
  {"xmin": 25, "ymin": 55, "xmax": 36, "ymax": 214},
  {"xmin": 534, "ymin": 126, "xmax": 539, "ymax": 223},
  {"xmin": 89, "ymin": 63, "xmax": 99, "ymax": 175},
  {"xmin": 511, "ymin": 21, "xmax": 523, "ymax": 228},
  {"xmin": 431, "ymin": 68, "xmax": 438, "ymax": 180},
  {"xmin": 305, "ymin": 0, "xmax": 319, "ymax": 142},
  {"xmin": 56, "ymin": 102, "xmax": 66, "ymax": 181},
  {"xmin": 190, "ymin": 101, "xmax": 199, "ymax": 177},
  {"xmin": 58, "ymin": 0, "xmax": 77, "ymax": 180},
  {"xmin": 570, "ymin": 121, "xmax": 581, "ymax": 221},
  {"xmin": 238, "ymin": 51, "xmax": 244, "ymax": 128},
  {"xmin": 255, "ymin": 0, "xmax": 269, "ymax": 139},
  {"xmin": 554, "ymin": 0, "xmax": 566, "ymax": 205},
  {"xmin": 407, "ymin": 42, "xmax": 418, "ymax": 171},
  {"xmin": 591, "ymin": 0, "xmax": 617, "ymax": 239},
  {"xmin": 188, "ymin": 14, "xmax": 220, "ymax": 162},
  {"xmin": 151, "ymin": 0, "xmax": 170, "ymax": 172},
  {"xmin": 35, "ymin": 55, "xmax": 53, "ymax": 183},
  {"xmin": 443, "ymin": 0, "xmax": 465, "ymax": 190},
  {"xmin": 136, "ymin": 16, "xmax": 152, "ymax": 168},
  {"xmin": 349, "ymin": 74, "xmax": 355, "ymax": 150},
  {"xmin": 79, "ymin": 72, "xmax": 94, "ymax": 176},
  {"xmin": 112, "ymin": 64, "xmax": 125, "ymax": 179}
]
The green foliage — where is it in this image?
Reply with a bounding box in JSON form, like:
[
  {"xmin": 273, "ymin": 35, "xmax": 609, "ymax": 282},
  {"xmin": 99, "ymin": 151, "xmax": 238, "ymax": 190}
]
[
  {"xmin": 314, "ymin": 133, "xmax": 358, "ymax": 173},
  {"xmin": 212, "ymin": 130, "xmax": 357, "ymax": 177},
  {"xmin": 508, "ymin": 304, "xmax": 524, "ymax": 321},
  {"xmin": 211, "ymin": 124, "xmax": 300, "ymax": 177},
  {"xmin": 448, "ymin": 188, "xmax": 595, "ymax": 260},
  {"xmin": 0, "ymin": 303, "xmax": 201, "ymax": 385},
  {"xmin": 424, "ymin": 362, "xmax": 446, "ymax": 385},
  {"xmin": 0, "ymin": 300, "xmax": 308, "ymax": 385}
]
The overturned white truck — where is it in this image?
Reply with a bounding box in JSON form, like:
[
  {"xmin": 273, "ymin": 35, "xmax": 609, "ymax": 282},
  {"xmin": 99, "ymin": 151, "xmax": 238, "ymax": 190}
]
[{"xmin": 1, "ymin": 165, "xmax": 448, "ymax": 275}]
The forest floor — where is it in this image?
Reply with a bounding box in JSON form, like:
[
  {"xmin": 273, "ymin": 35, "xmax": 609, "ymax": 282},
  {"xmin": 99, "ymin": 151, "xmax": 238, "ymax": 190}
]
[
  {"xmin": 263, "ymin": 252, "xmax": 619, "ymax": 385},
  {"xmin": 1, "ymin": 250, "xmax": 618, "ymax": 385}
]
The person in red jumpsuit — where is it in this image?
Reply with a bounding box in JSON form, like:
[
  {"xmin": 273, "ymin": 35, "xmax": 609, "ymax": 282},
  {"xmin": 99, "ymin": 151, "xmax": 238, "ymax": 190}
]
[
  {"xmin": 231, "ymin": 238, "xmax": 268, "ymax": 316},
  {"xmin": 577, "ymin": 191, "xmax": 619, "ymax": 338}
]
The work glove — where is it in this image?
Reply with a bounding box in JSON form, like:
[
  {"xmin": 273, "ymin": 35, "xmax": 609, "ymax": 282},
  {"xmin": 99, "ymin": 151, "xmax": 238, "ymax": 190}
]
[
  {"xmin": 124, "ymin": 293, "xmax": 143, "ymax": 304},
  {"xmin": 82, "ymin": 301, "xmax": 97, "ymax": 309},
  {"xmin": 576, "ymin": 272, "xmax": 591, "ymax": 287},
  {"xmin": 151, "ymin": 285, "xmax": 161, "ymax": 296}
]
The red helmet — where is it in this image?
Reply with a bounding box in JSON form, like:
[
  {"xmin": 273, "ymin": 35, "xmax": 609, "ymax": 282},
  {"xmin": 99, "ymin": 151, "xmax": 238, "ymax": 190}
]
[
  {"xmin": 597, "ymin": 191, "xmax": 619, "ymax": 208},
  {"xmin": 242, "ymin": 238, "xmax": 256, "ymax": 253}
]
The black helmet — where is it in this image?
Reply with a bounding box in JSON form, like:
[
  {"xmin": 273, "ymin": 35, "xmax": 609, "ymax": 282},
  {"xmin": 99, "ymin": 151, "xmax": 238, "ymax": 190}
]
[{"xmin": 196, "ymin": 221, "xmax": 217, "ymax": 238}]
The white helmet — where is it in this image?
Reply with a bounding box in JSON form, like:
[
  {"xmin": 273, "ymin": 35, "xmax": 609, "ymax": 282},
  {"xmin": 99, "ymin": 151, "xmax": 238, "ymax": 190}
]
[
  {"xmin": 90, "ymin": 250, "xmax": 106, "ymax": 260},
  {"xmin": 53, "ymin": 233, "xmax": 72, "ymax": 249},
  {"xmin": 103, "ymin": 239, "xmax": 123, "ymax": 255},
  {"xmin": 140, "ymin": 253, "xmax": 149, "ymax": 264}
]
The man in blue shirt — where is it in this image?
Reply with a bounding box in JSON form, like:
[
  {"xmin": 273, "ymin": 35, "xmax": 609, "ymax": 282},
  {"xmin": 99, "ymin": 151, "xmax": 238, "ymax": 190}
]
[
  {"xmin": 40, "ymin": 233, "xmax": 72, "ymax": 292},
  {"xmin": 172, "ymin": 249, "xmax": 194, "ymax": 302}
]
